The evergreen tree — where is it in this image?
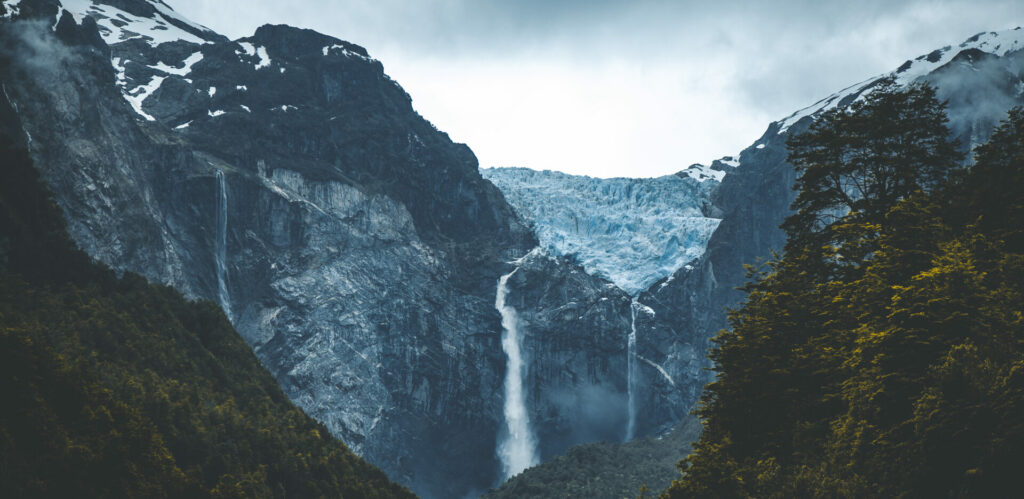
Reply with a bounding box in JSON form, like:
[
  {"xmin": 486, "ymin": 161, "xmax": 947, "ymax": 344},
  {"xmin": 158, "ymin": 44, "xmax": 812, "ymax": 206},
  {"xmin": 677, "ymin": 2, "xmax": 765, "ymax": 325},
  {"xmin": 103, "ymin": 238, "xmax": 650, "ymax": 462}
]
[
  {"xmin": 783, "ymin": 78, "xmax": 963, "ymax": 278},
  {"xmin": 956, "ymin": 107, "xmax": 1024, "ymax": 250},
  {"xmin": 0, "ymin": 103, "xmax": 414, "ymax": 499},
  {"xmin": 664, "ymin": 99, "xmax": 1024, "ymax": 498}
]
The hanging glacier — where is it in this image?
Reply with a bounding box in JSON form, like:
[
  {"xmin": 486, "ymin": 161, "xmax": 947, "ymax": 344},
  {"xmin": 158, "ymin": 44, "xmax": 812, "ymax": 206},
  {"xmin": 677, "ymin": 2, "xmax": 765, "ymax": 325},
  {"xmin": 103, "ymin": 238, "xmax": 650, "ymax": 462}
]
[{"xmin": 480, "ymin": 167, "xmax": 726, "ymax": 295}]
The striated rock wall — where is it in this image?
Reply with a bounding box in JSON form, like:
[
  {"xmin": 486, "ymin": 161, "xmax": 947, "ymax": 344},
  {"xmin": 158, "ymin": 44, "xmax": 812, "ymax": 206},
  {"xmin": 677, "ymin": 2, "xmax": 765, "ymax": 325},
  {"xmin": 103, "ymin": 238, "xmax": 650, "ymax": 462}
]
[
  {"xmin": 0, "ymin": 1, "xmax": 711, "ymax": 496},
  {"xmin": 1, "ymin": 2, "xmax": 533, "ymax": 496}
]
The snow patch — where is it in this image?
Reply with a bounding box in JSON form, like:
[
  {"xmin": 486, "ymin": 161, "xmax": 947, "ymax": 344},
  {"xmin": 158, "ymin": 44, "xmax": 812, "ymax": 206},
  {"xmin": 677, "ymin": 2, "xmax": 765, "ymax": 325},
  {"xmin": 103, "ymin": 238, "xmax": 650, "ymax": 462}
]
[
  {"xmin": 124, "ymin": 75, "xmax": 165, "ymax": 121},
  {"xmin": 60, "ymin": 2, "xmax": 216, "ymax": 121},
  {"xmin": 235, "ymin": 42, "xmax": 271, "ymax": 70},
  {"xmin": 60, "ymin": 0, "xmax": 209, "ymax": 46},
  {"xmin": 208, "ymin": 109, "xmax": 225, "ymax": 117},
  {"xmin": 718, "ymin": 156, "xmax": 740, "ymax": 168},
  {"xmin": 777, "ymin": 27, "xmax": 1024, "ymax": 134},
  {"xmin": 658, "ymin": 274, "xmax": 675, "ymax": 289},
  {"xmin": 679, "ymin": 162, "xmax": 727, "ymax": 182},
  {"xmin": 149, "ymin": 0, "xmax": 218, "ymax": 39},
  {"xmin": 52, "ymin": 6, "xmax": 65, "ymax": 29},
  {"xmin": 322, "ymin": 43, "xmax": 373, "ymax": 61},
  {"xmin": 149, "ymin": 51, "xmax": 203, "ymax": 76},
  {"xmin": 237, "ymin": 41, "xmax": 257, "ymax": 56},
  {"xmin": 255, "ymin": 46, "xmax": 271, "ymax": 69},
  {"xmin": 1, "ymin": 0, "xmax": 21, "ymax": 19}
]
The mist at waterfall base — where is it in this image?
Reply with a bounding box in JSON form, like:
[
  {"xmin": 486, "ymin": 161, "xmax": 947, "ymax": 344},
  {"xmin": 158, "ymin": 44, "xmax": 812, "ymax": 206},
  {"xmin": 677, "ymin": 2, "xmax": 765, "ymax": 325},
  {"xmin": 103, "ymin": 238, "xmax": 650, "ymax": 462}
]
[{"xmin": 542, "ymin": 384, "xmax": 630, "ymax": 451}]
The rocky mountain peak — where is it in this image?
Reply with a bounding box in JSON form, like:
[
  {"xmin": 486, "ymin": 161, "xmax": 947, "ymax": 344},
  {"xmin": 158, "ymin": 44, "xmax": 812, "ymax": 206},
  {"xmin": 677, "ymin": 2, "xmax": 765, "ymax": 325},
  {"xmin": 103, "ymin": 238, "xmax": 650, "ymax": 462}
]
[
  {"xmin": 777, "ymin": 26, "xmax": 1024, "ymax": 134},
  {"xmin": 59, "ymin": 0, "xmax": 225, "ymax": 44},
  {"xmin": 250, "ymin": 23, "xmax": 370, "ymax": 60}
]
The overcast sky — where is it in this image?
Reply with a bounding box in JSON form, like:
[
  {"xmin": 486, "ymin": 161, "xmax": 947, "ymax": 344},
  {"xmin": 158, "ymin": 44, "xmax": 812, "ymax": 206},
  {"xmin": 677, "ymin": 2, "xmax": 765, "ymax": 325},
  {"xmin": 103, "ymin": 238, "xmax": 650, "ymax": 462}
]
[{"xmin": 168, "ymin": 0, "xmax": 1022, "ymax": 178}]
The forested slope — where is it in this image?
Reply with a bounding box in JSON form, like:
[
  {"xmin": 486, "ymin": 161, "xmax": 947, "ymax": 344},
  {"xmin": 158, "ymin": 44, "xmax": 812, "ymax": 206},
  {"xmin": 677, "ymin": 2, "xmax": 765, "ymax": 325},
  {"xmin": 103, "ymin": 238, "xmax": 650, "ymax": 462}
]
[
  {"xmin": 0, "ymin": 109, "xmax": 413, "ymax": 498},
  {"xmin": 666, "ymin": 83, "xmax": 1024, "ymax": 498}
]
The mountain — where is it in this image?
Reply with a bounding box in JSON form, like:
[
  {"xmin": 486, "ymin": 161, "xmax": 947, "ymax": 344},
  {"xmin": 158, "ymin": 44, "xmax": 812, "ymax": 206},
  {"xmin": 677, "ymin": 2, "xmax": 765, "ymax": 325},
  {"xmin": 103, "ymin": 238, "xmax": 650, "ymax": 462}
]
[
  {"xmin": 4, "ymin": 0, "xmax": 1022, "ymax": 496},
  {"xmin": 666, "ymin": 72, "xmax": 1024, "ymax": 498},
  {"xmin": 0, "ymin": 80, "xmax": 413, "ymax": 498},
  {"xmin": 649, "ymin": 26, "xmax": 1024, "ymax": 371},
  {"xmin": 1, "ymin": 2, "xmax": 529, "ymax": 496},
  {"xmin": 477, "ymin": 27, "xmax": 1024, "ymax": 497},
  {"xmin": 0, "ymin": 1, "xmax": 705, "ymax": 496}
]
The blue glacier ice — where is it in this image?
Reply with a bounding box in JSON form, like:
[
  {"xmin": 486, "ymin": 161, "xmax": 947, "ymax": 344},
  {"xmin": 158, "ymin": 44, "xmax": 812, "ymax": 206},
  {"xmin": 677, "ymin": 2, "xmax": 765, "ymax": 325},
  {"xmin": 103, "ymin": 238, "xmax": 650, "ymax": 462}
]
[{"xmin": 481, "ymin": 167, "xmax": 722, "ymax": 295}]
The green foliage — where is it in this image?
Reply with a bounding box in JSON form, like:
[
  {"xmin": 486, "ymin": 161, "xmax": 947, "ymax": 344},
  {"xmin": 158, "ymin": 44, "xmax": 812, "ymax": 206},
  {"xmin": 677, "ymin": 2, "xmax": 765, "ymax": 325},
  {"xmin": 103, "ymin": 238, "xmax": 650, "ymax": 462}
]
[
  {"xmin": 782, "ymin": 78, "xmax": 963, "ymax": 281},
  {"xmin": 664, "ymin": 101, "xmax": 1024, "ymax": 498},
  {"xmin": 0, "ymin": 118, "xmax": 413, "ymax": 497}
]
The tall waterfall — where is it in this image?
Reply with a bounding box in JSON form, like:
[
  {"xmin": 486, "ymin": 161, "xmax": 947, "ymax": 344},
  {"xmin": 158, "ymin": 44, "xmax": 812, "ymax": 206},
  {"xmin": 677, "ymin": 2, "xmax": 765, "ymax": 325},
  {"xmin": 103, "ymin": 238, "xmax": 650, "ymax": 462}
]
[
  {"xmin": 626, "ymin": 297, "xmax": 639, "ymax": 441},
  {"xmin": 496, "ymin": 268, "xmax": 538, "ymax": 479},
  {"xmin": 215, "ymin": 170, "xmax": 232, "ymax": 321}
]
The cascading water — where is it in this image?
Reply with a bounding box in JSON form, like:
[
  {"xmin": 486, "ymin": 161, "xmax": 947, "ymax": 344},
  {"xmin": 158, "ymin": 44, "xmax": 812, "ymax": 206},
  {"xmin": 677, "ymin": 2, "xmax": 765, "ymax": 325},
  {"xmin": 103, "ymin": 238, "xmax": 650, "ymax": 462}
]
[
  {"xmin": 626, "ymin": 297, "xmax": 639, "ymax": 441},
  {"xmin": 215, "ymin": 170, "xmax": 232, "ymax": 321},
  {"xmin": 496, "ymin": 267, "xmax": 539, "ymax": 479}
]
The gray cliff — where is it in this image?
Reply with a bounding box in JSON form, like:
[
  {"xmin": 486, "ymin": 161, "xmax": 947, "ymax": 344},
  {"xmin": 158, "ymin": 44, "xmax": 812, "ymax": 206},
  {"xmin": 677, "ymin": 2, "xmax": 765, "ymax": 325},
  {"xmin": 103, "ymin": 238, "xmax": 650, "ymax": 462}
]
[{"xmin": 0, "ymin": 0, "xmax": 706, "ymax": 496}]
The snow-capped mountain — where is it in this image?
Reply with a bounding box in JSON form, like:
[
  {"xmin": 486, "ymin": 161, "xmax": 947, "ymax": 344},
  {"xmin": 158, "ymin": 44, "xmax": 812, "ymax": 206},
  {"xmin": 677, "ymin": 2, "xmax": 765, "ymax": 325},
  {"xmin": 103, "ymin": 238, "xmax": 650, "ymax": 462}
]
[
  {"xmin": 645, "ymin": 23, "xmax": 1024, "ymax": 430},
  {"xmin": 479, "ymin": 26, "xmax": 1024, "ymax": 495},
  {"xmin": 0, "ymin": 1, "xmax": 703, "ymax": 497},
  {"xmin": 779, "ymin": 28, "xmax": 1024, "ymax": 134},
  {"xmin": 480, "ymin": 167, "xmax": 721, "ymax": 295}
]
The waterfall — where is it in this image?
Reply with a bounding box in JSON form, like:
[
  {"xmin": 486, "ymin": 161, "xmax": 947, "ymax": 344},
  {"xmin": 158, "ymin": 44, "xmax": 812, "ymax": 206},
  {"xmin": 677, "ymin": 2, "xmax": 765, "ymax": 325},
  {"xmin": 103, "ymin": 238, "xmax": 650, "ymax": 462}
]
[
  {"xmin": 496, "ymin": 267, "xmax": 539, "ymax": 479},
  {"xmin": 626, "ymin": 297, "xmax": 639, "ymax": 441},
  {"xmin": 215, "ymin": 170, "xmax": 232, "ymax": 321}
]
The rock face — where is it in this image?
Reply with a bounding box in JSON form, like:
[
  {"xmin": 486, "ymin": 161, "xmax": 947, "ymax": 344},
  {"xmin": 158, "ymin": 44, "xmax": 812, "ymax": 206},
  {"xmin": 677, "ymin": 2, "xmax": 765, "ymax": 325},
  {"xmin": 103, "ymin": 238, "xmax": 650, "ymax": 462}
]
[
  {"xmin": 0, "ymin": 1, "xmax": 702, "ymax": 497},
  {"xmin": 472, "ymin": 28, "xmax": 1024, "ymax": 498},
  {"xmin": 499, "ymin": 250, "xmax": 705, "ymax": 461},
  {"xmin": 1, "ymin": 1, "xmax": 537, "ymax": 497}
]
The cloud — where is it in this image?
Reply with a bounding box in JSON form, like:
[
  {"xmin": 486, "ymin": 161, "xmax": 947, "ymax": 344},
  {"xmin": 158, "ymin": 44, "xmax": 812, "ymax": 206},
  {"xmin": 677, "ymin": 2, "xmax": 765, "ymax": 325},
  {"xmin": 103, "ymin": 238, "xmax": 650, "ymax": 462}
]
[
  {"xmin": 4, "ymin": 19, "xmax": 78, "ymax": 75},
  {"xmin": 166, "ymin": 0, "xmax": 1024, "ymax": 177}
]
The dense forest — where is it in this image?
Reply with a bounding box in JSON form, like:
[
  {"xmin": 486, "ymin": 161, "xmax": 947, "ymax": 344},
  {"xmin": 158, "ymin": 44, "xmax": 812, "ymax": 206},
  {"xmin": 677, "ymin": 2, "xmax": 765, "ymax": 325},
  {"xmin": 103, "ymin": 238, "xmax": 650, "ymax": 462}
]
[
  {"xmin": 0, "ymin": 117, "xmax": 413, "ymax": 496},
  {"xmin": 666, "ymin": 79, "xmax": 1024, "ymax": 497}
]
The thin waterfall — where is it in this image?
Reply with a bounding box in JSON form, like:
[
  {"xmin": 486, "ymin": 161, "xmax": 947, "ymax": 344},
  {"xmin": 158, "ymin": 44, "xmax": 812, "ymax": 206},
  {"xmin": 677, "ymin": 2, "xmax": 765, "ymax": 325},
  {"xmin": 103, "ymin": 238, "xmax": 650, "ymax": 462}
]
[
  {"xmin": 626, "ymin": 297, "xmax": 639, "ymax": 441},
  {"xmin": 215, "ymin": 170, "xmax": 232, "ymax": 321},
  {"xmin": 496, "ymin": 267, "xmax": 539, "ymax": 479}
]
